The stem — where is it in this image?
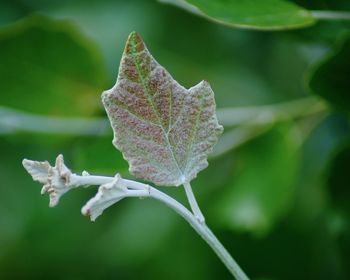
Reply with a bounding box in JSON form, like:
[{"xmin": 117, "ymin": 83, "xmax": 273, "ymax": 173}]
[
  {"xmin": 311, "ymin": 10, "xmax": 350, "ymax": 21},
  {"xmin": 70, "ymin": 174, "xmax": 113, "ymax": 186},
  {"xmin": 0, "ymin": 106, "xmax": 108, "ymax": 136},
  {"xmin": 211, "ymin": 125, "xmax": 271, "ymax": 158},
  {"xmin": 149, "ymin": 186, "xmax": 249, "ymax": 280},
  {"xmin": 183, "ymin": 182, "xmax": 205, "ymax": 223},
  {"xmin": 217, "ymin": 97, "xmax": 326, "ymax": 128}
]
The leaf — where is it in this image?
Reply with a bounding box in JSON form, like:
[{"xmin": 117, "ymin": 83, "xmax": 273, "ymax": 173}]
[
  {"xmin": 102, "ymin": 32, "xmax": 223, "ymax": 186},
  {"xmin": 0, "ymin": 14, "xmax": 107, "ymax": 116},
  {"xmin": 22, "ymin": 159, "xmax": 51, "ymax": 185},
  {"xmin": 160, "ymin": 0, "xmax": 315, "ymax": 30},
  {"xmin": 214, "ymin": 124, "xmax": 301, "ymax": 235},
  {"xmin": 306, "ymin": 35, "xmax": 350, "ymax": 111},
  {"xmin": 291, "ymin": 115, "xmax": 350, "ymax": 226}
]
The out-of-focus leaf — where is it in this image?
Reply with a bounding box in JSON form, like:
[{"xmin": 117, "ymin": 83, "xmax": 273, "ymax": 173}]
[
  {"xmin": 160, "ymin": 0, "xmax": 315, "ymax": 30},
  {"xmin": 0, "ymin": 14, "xmax": 107, "ymax": 116},
  {"xmin": 102, "ymin": 32, "xmax": 223, "ymax": 187},
  {"xmin": 290, "ymin": 114, "xmax": 350, "ymax": 227},
  {"xmin": 307, "ymin": 35, "xmax": 350, "ymax": 110},
  {"xmin": 214, "ymin": 124, "xmax": 301, "ymax": 235}
]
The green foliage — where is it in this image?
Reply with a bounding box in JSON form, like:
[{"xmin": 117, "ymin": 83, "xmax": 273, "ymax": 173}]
[
  {"xmin": 0, "ymin": 14, "xmax": 106, "ymax": 116},
  {"xmin": 1, "ymin": 0, "xmax": 350, "ymax": 279}
]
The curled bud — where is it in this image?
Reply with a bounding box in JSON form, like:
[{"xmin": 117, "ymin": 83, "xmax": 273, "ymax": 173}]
[
  {"xmin": 23, "ymin": 154, "xmax": 73, "ymax": 207},
  {"xmin": 82, "ymin": 174, "xmax": 150, "ymax": 222}
]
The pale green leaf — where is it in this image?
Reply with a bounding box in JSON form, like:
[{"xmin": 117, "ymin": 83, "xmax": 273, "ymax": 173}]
[{"xmin": 102, "ymin": 32, "xmax": 223, "ymax": 186}]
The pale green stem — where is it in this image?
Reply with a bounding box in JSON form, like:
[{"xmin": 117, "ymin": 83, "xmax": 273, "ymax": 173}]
[
  {"xmin": 217, "ymin": 97, "xmax": 327, "ymax": 128},
  {"xmin": 0, "ymin": 106, "xmax": 108, "ymax": 135},
  {"xmin": 183, "ymin": 182, "xmax": 205, "ymax": 223},
  {"xmin": 311, "ymin": 10, "xmax": 350, "ymax": 21}
]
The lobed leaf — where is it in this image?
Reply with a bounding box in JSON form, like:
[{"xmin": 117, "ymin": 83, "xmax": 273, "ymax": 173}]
[{"xmin": 102, "ymin": 32, "xmax": 223, "ymax": 186}]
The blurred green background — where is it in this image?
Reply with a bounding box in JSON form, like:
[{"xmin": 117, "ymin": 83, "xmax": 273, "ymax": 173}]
[{"xmin": 0, "ymin": 0, "xmax": 350, "ymax": 279}]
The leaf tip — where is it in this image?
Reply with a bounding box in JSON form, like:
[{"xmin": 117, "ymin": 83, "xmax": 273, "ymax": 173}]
[
  {"xmin": 201, "ymin": 79, "xmax": 210, "ymax": 86},
  {"xmin": 125, "ymin": 31, "xmax": 145, "ymax": 54},
  {"xmin": 128, "ymin": 31, "xmax": 139, "ymax": 39},
  {"xmin": 22, "ymin": 158, "xmax": 30, "ymax": 169},
  {"xmin": 81, "ymin": 206, "xmax": 92, "ymax": 219}
]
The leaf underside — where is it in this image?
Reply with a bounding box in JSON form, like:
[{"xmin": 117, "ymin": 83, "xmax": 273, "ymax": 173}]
[{"xmin": 102, "ymin": 32, "xmax": 223, "ymax": 186}]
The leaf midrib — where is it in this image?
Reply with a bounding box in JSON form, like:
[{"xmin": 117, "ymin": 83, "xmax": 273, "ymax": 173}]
[{"xmin": 129, "ymin": 42, "xmax": 185, "ymax": 181}]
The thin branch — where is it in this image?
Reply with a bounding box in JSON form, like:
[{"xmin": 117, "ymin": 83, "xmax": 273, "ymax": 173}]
[
  {"xmin": 217, "ymin": 97, "xmax": 327, "ymax": 128},
  {"xmin": 0, "ymin": 106, "xmax": 109, "ymax": 135},
  {"xmin": 311, "ymin": 10, "xmax": 350, "ymax": 21},
  {"xmin": 211, "ymin": 124, "xmax": 272, "ymax": 158}
]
